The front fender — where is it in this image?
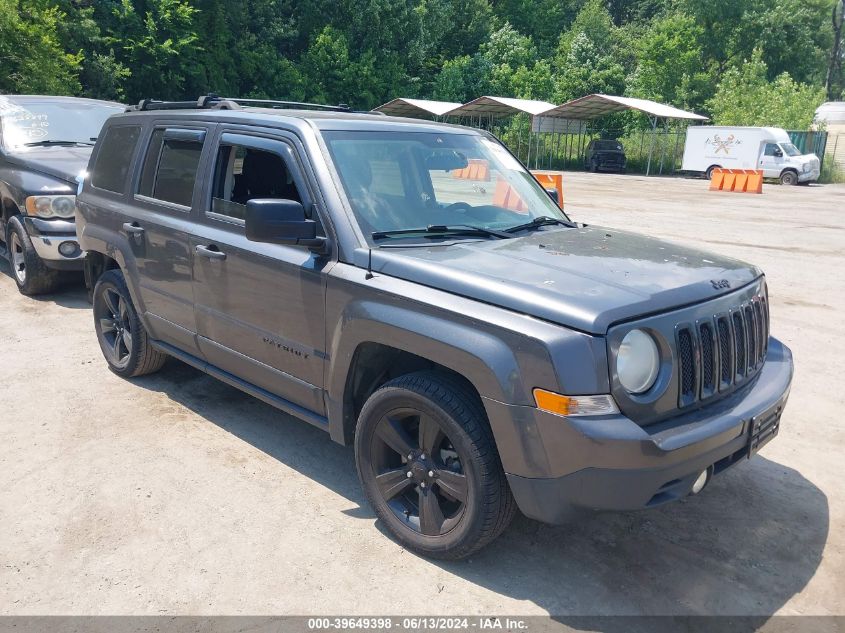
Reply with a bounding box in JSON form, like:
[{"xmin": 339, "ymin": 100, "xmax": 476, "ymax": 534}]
[
  {"xmin": 328, "ymin": 299, "xmax": 528, "ymax": 406},
  {"xmin": 324, "ymin": 263, "xmax": 597, "ymax": 446}
]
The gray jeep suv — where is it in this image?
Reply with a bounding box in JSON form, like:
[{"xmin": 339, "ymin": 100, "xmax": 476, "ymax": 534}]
[{"xmin": 76, "ymin": 96, "xmax": 793, "ymax": 559}]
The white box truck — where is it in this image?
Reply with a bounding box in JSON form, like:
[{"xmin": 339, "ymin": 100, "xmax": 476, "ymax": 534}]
[{"xmin": 681, "ymin": 126, "xmax": 820, "ymax": 185}]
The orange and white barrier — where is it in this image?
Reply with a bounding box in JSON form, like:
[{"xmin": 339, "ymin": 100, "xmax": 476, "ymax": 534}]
[
  {"xmin": 493, "ymin": 178, "xmax": 528, "ymax": 212},
  {"xmin": 531, "ymin": 171, "xmax": 564, "ymax": 207},
  {"xmin": 709, "ymin": 168, "xmax": 763, "ymax": 194}
]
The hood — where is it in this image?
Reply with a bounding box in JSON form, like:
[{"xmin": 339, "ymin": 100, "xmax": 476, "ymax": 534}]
[
  {"xmin": 4, "ymin": 146, "xmax": 93, "ymax": 184},
  {"xmin": 357, "ymin": 226, "xmax": 761, "ymax": 334}
]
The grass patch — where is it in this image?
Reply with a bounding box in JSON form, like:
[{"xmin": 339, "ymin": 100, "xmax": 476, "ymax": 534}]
[{"xmin": 819, "ymin": 160, "xmax": 845, "ymax": 184}]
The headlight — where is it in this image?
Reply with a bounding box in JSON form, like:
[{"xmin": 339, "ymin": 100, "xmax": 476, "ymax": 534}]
[
  {"xmin": 617, "ymin": 329, "xmax": 660, "ymax": 394},
  {"xmin": 25, "ymin": 195, "xmax": 77, "ymax": 219},
  {"xmin": 802, "ymin": 163, "xmax": 811, "ymax": 172}
]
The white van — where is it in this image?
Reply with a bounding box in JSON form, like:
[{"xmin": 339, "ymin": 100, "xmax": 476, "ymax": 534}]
[{"xmin": 681, "ymin": 126, "xmax": 820, "ymax": 185}]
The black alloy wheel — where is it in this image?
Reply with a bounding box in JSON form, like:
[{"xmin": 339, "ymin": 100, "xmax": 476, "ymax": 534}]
[
  {"xmin": 355, "ymin": 372, "xmax": 516, "ymax": 559},
  {"xmin": 95, "ymin": 284, "xmax": 133, "ymax": 370},
  {"xmin": 370, "ymin": 407, "xmax": 468, "ymax": 537},
  {"xmin": 92, "ymin": 269, "xmax": 167, "ymax": 377}
]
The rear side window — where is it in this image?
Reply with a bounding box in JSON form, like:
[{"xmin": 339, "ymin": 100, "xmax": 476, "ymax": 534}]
[
  {"xmin": 138, "ymin": 128, "xmax": 204, "ymax": 207},
  {"xmin": 91, "ymin": 125, "xmax": 141, "ymax": 193}
]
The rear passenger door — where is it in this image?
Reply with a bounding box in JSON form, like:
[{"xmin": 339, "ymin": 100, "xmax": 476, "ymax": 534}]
[
  {"xmin": 190, "ymin": 130, "xmax": 329, "ymax": 415},
  {"xmin": 127, "ymin": 123, "xmax": 213, "ymax": 353}
]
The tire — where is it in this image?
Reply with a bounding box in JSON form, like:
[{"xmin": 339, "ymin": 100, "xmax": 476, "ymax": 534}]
[
  {"xmin": 589, "ymin": 159, "xmax": 599, "ymax": 173},
  {"xmin": 92, "ymin": 269, "xmax": 167, "ymax": 377},
  {"xmin": 355, "ymin": 371, "xmax": 516, "ymax": 560},
  {"xmin": 5, "ymin": 215, "xmax": 60, "ymax": 295},
  {"xmin": 780, "ymin": 170, "xmax": 799, "ymax": 186},
  {"xmin": 705, "ymin": 165, "xmax": 721, "ymax": 180}
]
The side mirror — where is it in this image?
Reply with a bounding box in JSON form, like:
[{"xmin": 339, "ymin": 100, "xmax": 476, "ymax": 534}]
[
  {"xmin": 245, "ymin": 199, "xmax": 325, "ymax": 250},
  {"xmin": 545, "ymin": 188, "xmax": 559, "ymax": 203},
  {"xmin": 773, "ymin": 148, "xmax": 783, "ymax": 157}
]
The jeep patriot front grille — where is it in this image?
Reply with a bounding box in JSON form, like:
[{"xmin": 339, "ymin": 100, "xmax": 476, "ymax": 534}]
[{"xmin": 676, "ymin": 291, "xmax": 769, "ymax": 408}]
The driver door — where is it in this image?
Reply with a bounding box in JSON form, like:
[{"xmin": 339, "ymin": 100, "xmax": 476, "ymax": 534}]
[
  {"xmin": 759, "ymin": 143, "xmax": 784, "ymax": 178},
  {"xmin": 190, "ymin": 130, "xmax": 330, "ymax": 415}
]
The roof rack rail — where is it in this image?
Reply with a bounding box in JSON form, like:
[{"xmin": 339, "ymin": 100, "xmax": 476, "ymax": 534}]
[
  {"xmin": 130, "ymin": 94, "xmax": 238, "ymax": 112},
  {"xmin": 222, "ymin": 97, "xmax": 352, "ymax": 112},
  {"xmin": 129, "ymin": 94, "xmax": 353, "ymax": 113}
]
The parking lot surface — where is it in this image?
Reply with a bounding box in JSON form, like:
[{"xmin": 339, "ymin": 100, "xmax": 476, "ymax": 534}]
[{"xmin": 0, "ymin": 173, "xmax": 842, "ymax": 616}]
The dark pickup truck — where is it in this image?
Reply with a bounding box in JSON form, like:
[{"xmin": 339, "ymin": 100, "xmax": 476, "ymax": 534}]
[
  {"xmin": 76, "ymin": 96, "xmax": 793, "ymax": 559},
  {"xmin": 0, "ymin": 95, "xmax": 122, "ymax": 294}
]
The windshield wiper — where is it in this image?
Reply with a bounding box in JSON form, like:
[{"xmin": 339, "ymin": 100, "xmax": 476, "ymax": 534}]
[
  {"xmin": 372, "ymin": 224, "xmax": 510, "ymax": 241},
  {"xmin": 22, "ymin": 140, "xmax": 95, "ymax": 147},
  {"xmin": 504, "ymin": 216, "xmax": 571, "ymax": 234}
]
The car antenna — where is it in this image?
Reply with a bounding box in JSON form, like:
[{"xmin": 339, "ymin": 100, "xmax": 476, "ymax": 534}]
[{"xmin": 365, "ymin": 248, "xmax": 374, "ymax": 280}]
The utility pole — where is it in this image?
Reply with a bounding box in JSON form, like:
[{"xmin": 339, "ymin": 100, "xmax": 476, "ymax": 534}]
[{"xmin": 827, "ymin": 0, "xmax": 845, "ymax": 101}]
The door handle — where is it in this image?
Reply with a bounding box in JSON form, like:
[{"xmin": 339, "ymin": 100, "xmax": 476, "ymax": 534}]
[
  {"xmin": 195, "ymin": 244, "xmax": 227, "ymax": 261},
  {"xmin": 122, "ymin": 222, "xmax": 144, "ymax": 235}
]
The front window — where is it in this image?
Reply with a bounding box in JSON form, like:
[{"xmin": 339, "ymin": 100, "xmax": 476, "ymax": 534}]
[
  {"xmin": 780, "ymin": 142, "xmax": 801, "ymax": 157},
  {"xmin": 0, "ymin": 97, "xmax": 122, "ymax": 151},
  {"xmin": 323, "ymin": 130, "xmax": 569, "ymax": 243},
  {"xmin": 210, "ymin": 143, "xmax": 303, "ymax": 221}
]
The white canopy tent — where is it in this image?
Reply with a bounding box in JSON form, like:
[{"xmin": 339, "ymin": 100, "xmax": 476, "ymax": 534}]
[
  {"xmin": 539, "ymin": 94, "xmax": 708, "ymax": 121},
  {"xmin": 372, "ymin": 93, "xmax": 709, "ymax": 174},
  {"xmin": 539, "ymin": 94, "xmax": 708, "ymax": 174},
  {"xmin": 443, "ymin": 97, "xmax": 559, "ymax": 167},
  {"xmin": 373, "ymin": 98, "xmax": 463, "ymax": 119},
  {"xmin": 445, "ymin": 95, "xmax": 557, "ymax": 118}
]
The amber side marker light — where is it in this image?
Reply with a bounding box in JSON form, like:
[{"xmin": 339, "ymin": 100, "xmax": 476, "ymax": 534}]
[{"xmin": 533, "ymin": 388, "xmax": 620, "ymax": 417}]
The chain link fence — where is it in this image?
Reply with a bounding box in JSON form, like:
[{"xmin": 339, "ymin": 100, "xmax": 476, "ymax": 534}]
[{"xmin": 459, "ymin": 115, "xmax": 844, "ymax": 181}]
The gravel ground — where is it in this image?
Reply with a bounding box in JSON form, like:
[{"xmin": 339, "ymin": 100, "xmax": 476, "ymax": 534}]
[{"xmin": 0, "ymin": 173, "xmax": 842, "ymax": 616}]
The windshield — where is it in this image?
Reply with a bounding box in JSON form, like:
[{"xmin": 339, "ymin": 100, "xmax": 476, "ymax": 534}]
[
  {"xmin": 323, "ymin": 130, "xmax": 569, "ymax": 243},
  {"xmin": 593, "ymin": 140, "xmax": 623, "ymax": 151},
  {"xmin": 0, "ymin": 97, "xmax": 122, "ymax": 150},
  {"xmin": 780, "ymin": 142, "xmax": 801, "ymax": 157}
]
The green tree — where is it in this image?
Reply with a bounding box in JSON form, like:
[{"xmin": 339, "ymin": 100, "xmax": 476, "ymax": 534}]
[
  {"xmin": 557, "ymin": 0, "xmax": 617, "ymax": 57},
  {"xmin": 493, "ymin": 0, "xmax": 579, "ymax": 53},
  {"xmin": 0, "ymin": 0, "xmax": 81, "ymax": 94},
  {"xmin": 553, "ymin": 0, "xmax": 627, "ymax": 101},
  {"xmin": 104, "ymin": 0, "xmax": 201, "ymax": 101},
  {"xmin": 432, "ymin": 55, "xmax": 493, "ymax": 102},
  {"xmin": 555, "ymin": 32, "xmax": 626, "ymax": 101},
  {"xmin": 628, "ymin": 12, "xmax": 710, "ymax": 110},
  {"xmin": 709, "ymin": 50, "xmax": 826, "ymax": 129},
  {"xmin": 752, "ymin": 0, "xmax": 832, "ymax": 85}
]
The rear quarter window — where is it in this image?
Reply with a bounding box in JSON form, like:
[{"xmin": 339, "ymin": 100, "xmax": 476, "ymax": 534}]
[{"xmin": 91, "ymin": 125, "xmax": 142, "ymax": 193}]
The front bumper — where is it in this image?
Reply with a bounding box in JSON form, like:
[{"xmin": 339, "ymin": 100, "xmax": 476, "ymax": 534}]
[
  {"xmin": 484, "ymin": 337, "xmax": 793, "ymax": 524},
  {"xmin": 799, "ymin": 168, "xmax": 820, "ymax": 182},
  {"xmin": 22, "ymin": 216, "xmax": 84, "ymax": 270}
]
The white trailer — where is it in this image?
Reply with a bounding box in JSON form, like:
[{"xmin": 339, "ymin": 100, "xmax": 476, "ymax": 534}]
[{"xmin": 681, "ymin": 126, "xmax": 820, "ymax": 185}]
